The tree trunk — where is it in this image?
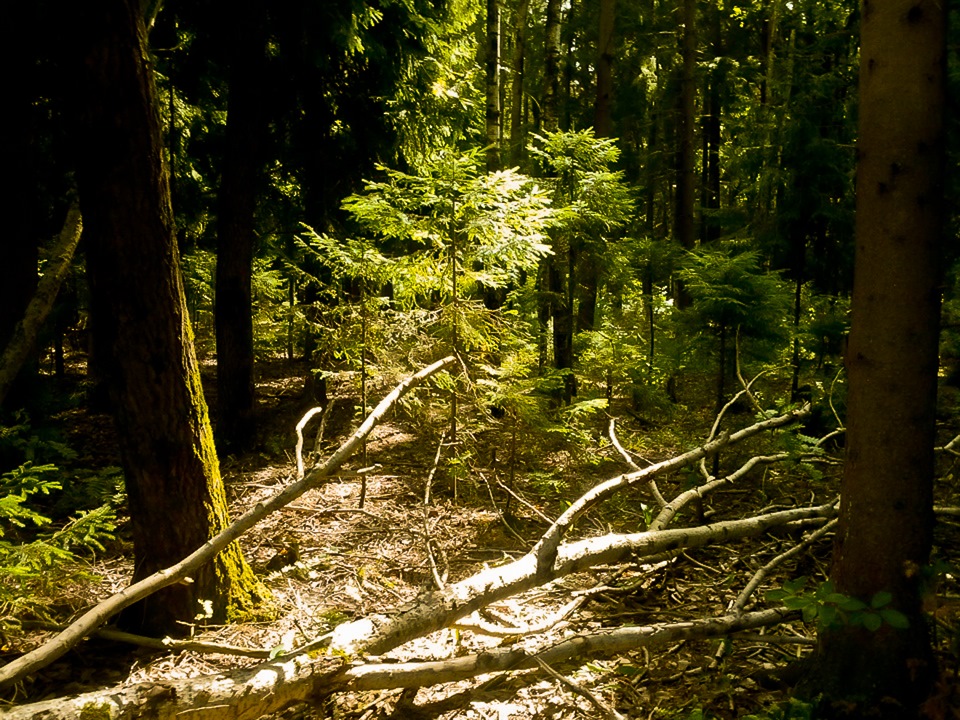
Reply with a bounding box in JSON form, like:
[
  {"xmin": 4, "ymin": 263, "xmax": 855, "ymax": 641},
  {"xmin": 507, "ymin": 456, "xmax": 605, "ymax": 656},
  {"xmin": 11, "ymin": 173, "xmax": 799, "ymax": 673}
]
[
  {"xmin": 67, "ymin": 0, "xmax": 266, "ymax": 635},
  {"xmin": 673, "ymin": 0, "xmax": 697, "ymax": 307},
  {"xmin": 542, "ymin": 0, "xmax": 562, "ymax": 133},
  {"xmin": 509, "ymin": 0, "xmax": 530, "ymax": 166},
  {"xmin": 0, "ymin": 204, "xmax": 82, "ymax": 409},
  {"xmin": 594, "ymin": 0, "xmax": 615, "ymax": 138},
  {"xmin": 215, "ymin": 0, "xmax": 270, "ymax": 453},
  {"xmin": 485, "ymin": 0, "xmax": 501, "ymax": 172},
  {"xmin": 809, "ymin": 0, "xmax": 945, "ymax": 714},
  {"xmin": 1, "ymin": 31, "xmax": 43, "ymax": 409}
]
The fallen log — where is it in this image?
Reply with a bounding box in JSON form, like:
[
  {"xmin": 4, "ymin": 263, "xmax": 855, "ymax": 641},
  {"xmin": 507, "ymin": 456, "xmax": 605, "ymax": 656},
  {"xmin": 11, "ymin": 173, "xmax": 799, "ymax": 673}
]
[
  {"xmin": 0, "ymin": 608, "xmax": 798, "ymax": 720},
  {"xmin": 0, "ymin": 356, "xmax": 456, "ymax": 690}
]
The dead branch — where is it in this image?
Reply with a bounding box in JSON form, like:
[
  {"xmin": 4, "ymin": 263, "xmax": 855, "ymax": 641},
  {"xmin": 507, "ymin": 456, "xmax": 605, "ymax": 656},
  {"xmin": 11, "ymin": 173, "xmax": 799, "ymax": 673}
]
[
  {"xmin": 295, "ymin": 406, "xmax": 325, "ymax": 479},
  {"xmin": 530, "ymin": 405, "xmax": 809, "ymax": 581},
  {"xmin": 0, "ymin": 202, "xmax": 83, "ymax": 408},
  {"xmin": 608, "ymin": 418, "xmax": 666, "ymax": 509},
  {"xmin": 2, "ymin": 607, "xmax": 796, "ymax": 720},
  {"xmin": 0, "ymin": 356, "xmax": 456, "ymax": 690},
  {"xmin": 730, "ymin": 518, "xmax": 838, "ymax": 614},
  {"xmin": 326, "ymin": 502, "xmax": 835, "ymax": 657},
  {"xmin": 649, "ymin": 453, "xmax": 790, "ymax": 531},
  {"xmin": 533, "ymin": 655, "xmax": 626, "ymax": 720},
  {"xmin": 454, "ymin": 596, "xmax": 586, "ymax": 637}
]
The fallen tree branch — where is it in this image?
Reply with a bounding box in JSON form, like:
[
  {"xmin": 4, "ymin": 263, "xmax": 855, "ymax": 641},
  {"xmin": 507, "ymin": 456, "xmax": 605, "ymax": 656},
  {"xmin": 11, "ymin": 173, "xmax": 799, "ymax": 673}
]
[
  {"xmin": 326, "ymin": 502, "xmax": 835, "ymax": 657},
  {"xmin": 0, "ymin": 356, "xmax": 456, "ymax": 690},
  {"xmin": 3, "ymin": 606, "xmax": 798, "ymax": 720},
  {"xmin": 608, "ymin": 418, "xmax": 666, "ymax": 509},
  {"xmin": 529, "ymin": 404, "xmax": 810, "ymax": 581},
  {"xmin": 649, "ymin": 453, "xmax": 790, "ymax": 531},
  {"xmin": 0, "ymin": 202, "xmax": 83, "ymax": 408},
  {"xmin": 2, "ymin": 496, "xmax": 829, "ymax": 716}
]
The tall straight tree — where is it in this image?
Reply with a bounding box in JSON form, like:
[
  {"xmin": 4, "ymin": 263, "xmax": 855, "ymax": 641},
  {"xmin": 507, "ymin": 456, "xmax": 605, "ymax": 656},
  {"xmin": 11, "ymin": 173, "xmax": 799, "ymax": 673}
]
[
  {"xmin": 593, "ymin": 0, "xmax": 616, "ymax": 138},
  {"xmin": 509, "ymin": 0, "xmax": 530, "ymax": 166},
  {"xmin": 485, "ymin": 0, "xmax": 502, "ymax": 172},
  {"xmin": 542, "ymin": 0, "xmax": 563, "ymax": 134},
  {"xmin": 67, "ymin": 0, "xmax": 266, "ymax": 634},
  {"xmin": 674, "ymin": 0, "xmax": 697, "ymax": 256},
  {"xmin": 810, "ymin": 0, "xmax": 946, "ymax": 714},
  {"xmin": 215, "ymin": 0, "xmax": 270, "ymax": 452}
]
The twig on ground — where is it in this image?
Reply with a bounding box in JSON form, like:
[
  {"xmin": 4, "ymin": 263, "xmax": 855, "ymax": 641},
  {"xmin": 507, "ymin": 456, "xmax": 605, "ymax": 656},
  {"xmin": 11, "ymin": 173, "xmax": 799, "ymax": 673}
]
[
  {"xmin": 495, "ymin": 478, "xmax": 555, "ymax": 525},
  {"xmin": 608, "ymin": 418, "xmax": 666, "ymax": 509},
  {"xmin": 295, "ymin": 406, "xmax": 325, "ymax": 480},
  {"xmin": 454, "ymin": 596, "xmax": 586, "ymax": 638},
  {"xmin": 533, "ymin": 655, "xmax": 626, "ymax": 720},
  {"xmin": 730, "ymin": 518, "xmax": 838, "ymax": 614},
  {"xmin": 423, "ymin": 431, "xmax": 448, "ymax": 590}
]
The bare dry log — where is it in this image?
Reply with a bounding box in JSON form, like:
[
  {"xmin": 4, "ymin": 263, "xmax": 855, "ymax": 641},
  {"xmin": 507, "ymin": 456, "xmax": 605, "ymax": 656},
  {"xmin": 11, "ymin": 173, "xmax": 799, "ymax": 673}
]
[
  {"xmin": 326, "ymin": 502, "xmax": 835, "ymax": 657},
  {"xmin": 1, "ymin": 608, "xmax": 797, "ymax": 720},
  {"xmin": 0, "ymin": 356, "xmax": 456, "ymax": 690},
  {"xmin": 529, "ymin": 404, "xmax": 810, "ymax": 580}
]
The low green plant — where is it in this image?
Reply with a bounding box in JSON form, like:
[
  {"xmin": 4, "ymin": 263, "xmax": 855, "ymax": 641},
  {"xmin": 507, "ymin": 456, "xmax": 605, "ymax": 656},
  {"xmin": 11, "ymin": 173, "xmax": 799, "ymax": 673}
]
[
  {"xmin": 766, "ymin": 577, "xmax": 909, "ymax": 631},
  {"xmin": 743, "ymin": 697, "xmax": 817, "ymax": 719},
  {"xmin": 0, "ymin": 419, "xmax": 118, "ymax": 639}
]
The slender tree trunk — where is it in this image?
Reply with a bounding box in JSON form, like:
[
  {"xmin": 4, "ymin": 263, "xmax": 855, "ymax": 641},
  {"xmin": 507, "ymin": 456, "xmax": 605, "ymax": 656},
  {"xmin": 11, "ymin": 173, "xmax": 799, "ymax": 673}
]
[
  {"xmin": 215, "ymin": 0, "xmax": 270, "ymax": 453},
  {"xmin": 700, "ymin": 73, "xmax": 721, "ymax": 243},
  {"xmin": 0, "ymin": 205, "xmax": 82, "ymax": 409},
  {"xmin": 594, "ymin": 0, "xmax": 616, "ymax": 138},
  {"xmin": 542, "ymin": 0, "xmax": 562, "ymax": 133},
  {"xmin": 67, "ymin": 0, "xmax": 267, "ymax": 635},
  {"xmin": 2, "ymin": 30, "xmax": 44, "ymax": 409},
  {"xmin": 674, "ymin": 0, "xmax": 697, "ymax": 307},
  {"xmin": 549, "ymin": 259, "xmax": 574, "ymax": 404},
  {"xmin": 509, "ymin": 0, "xmax": 530, "ymax": 166},
  {"xmin": 809, "ymin": 0, "xmax": 945, "ymax": 714},
  {"xmin": 485, "ymin": 0, "xmax": 501, "ymax": 172}
]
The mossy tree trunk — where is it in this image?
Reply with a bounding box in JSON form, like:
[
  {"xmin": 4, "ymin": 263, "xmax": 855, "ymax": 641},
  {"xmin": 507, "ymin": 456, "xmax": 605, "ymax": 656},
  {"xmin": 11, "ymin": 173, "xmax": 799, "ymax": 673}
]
[
  {"xmin": 68, "ymin": 0, "xmax": 267, "ymax": 635},
  {"xmin": 809, "ymin": 0, "xmax": 945, "ymax": 714}
]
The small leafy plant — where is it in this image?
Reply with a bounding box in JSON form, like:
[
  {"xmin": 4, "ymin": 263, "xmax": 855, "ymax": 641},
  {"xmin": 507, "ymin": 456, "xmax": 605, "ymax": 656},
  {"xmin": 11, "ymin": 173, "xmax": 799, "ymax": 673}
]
[{"xmin": 766, "ymin": 577, "xmax": 910, "ymax": 631}]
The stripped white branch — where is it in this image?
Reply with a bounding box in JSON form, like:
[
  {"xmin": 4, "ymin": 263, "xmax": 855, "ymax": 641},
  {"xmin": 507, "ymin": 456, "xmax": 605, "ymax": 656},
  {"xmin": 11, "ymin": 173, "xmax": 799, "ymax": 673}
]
[{"xmin": 0, "ymin": 356, "xmax": 458, "ymax": 690}]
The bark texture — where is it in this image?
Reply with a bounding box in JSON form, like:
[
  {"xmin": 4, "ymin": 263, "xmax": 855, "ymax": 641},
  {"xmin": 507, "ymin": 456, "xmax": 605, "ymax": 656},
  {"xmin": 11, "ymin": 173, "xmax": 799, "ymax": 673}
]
[
  {"xmin": 812, "ymin": 0, "xmax": 945, "ymax": 713},
  {"xmin": 67, "ymin": 0, "xmax": 265, "ymax": 635},
  {"xmin": 215, "ymin": 0, "xmax": 270, "ymax": 452},
  {"xmin": 485, "ymin": 0, "xmax": 501, "ymax": 172}
]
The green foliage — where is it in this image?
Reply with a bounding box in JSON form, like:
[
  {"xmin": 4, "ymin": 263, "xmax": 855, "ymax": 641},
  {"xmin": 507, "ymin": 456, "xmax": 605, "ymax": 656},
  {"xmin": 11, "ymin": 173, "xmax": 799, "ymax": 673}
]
[
  {"xmin": 766, "ymin": 578, "xmax": 910, "ymax": 631},
  {"xmin": 0, "ymin": 419, "xmax": 118, "ymax": 638},
  {"xmin": 529, "ymin": 129, "xmax": 634, "ymax": 234},
  {"xmin": 678, "ymin": 249, "xmax": 792, "ymax": 341},
  {"xmin": 343, "ymin": 146, "xmax": 554, "ymax": 301},
  {"xmin": 743, "ymin": 698, "xmax": 817, "ymax": 720}
]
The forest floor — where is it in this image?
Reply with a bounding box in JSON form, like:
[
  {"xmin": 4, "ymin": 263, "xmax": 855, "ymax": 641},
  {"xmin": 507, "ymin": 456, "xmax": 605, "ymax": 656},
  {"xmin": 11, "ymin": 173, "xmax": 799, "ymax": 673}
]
[{"xmin": 7, "ymin": 358, "xmax": 960, "ymax": 719}]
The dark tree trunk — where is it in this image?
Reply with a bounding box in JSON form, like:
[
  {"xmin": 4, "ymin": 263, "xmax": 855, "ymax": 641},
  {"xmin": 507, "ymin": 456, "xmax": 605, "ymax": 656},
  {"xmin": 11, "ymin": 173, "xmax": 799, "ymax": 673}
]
[
  {"xmin": 550, "ymin": 258, "xmax": 574, "ymax": 404},
  {"xmin": 700, "ymin": 77, "xmax": 721, "ymax": 244},
  {"xmin": 594, "ymin": 0, "xmax": 615, "ymax": 138},
  {"xmin": 809, "ymin": 0, "xmax": 945, "ymax": 714},
  {"xmin": 1, "ymin": 25, "xmax": 44, "ymax": 409},
  {"xmin": 215, "ymin": 0, "xmax": 270, "ymax": 453},
  {"xmin": 673, "ymin": 0, "xmax": 697, "ymax": 308},
  {"xmin": 67, "ymin": 0, "xmax": 266, "ymax": 635}
]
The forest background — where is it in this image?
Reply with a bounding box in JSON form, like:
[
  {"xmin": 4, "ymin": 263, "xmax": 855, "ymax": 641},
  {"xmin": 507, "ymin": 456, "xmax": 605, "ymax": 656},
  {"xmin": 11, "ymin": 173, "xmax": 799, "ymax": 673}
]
[{"xmin": 0, "ymin": 0, "xmax": 957, "ymax": 718}]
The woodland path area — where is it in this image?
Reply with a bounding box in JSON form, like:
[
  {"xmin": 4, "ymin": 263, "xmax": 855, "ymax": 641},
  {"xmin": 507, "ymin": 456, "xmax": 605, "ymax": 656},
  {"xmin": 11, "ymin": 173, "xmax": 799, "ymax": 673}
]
[{"xmin": 4, "ymin": 359, "xmax": 960, "ymax": 720}]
